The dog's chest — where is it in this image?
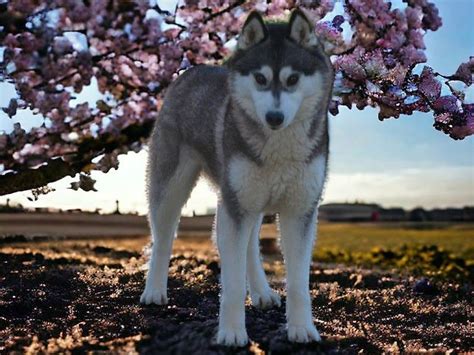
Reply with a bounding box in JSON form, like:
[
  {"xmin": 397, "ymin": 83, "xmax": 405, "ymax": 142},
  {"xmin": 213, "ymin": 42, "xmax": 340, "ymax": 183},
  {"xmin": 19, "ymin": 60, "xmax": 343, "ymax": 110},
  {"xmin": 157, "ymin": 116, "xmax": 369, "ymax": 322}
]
[{"xmin": 228, "ymin": 150, "xmax": 326, "ymax": 214}]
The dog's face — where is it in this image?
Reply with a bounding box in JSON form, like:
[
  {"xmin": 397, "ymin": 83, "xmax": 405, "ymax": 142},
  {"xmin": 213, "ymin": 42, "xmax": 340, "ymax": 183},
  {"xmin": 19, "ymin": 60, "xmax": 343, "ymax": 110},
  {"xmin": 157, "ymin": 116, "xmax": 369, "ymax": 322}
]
[{"xmin": 228, "ymin": 10, "xmax": 333, "ymax": 131}]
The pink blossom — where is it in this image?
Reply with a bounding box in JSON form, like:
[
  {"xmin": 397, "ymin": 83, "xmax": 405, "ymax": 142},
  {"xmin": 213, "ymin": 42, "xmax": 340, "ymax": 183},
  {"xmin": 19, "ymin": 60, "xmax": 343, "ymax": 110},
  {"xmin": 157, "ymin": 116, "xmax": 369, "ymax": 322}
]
[
  {"xmin": 363, "ymin": 50, "xmax": 388, "ymax": 78},
  {"xmin": 400, "ymin": 44, "xmax": 427, "ymax": 67},
  {"xmin": 453, "ymin": 57, "xmax": 474, "ymax": 86},
  {"xmin": 0, "ymin": 0, "xmax": 471, "ymax": 194},
  {"xmin": 419, "ymin": 66, "xmax": 441, "ymax": 102},
  {"xmin": 337, "ymin": 55, "xmax": 366, "ymax": 81},
  {"xmin": 433, "ymin": 96, "xmax": 461, "ymax": 114}
]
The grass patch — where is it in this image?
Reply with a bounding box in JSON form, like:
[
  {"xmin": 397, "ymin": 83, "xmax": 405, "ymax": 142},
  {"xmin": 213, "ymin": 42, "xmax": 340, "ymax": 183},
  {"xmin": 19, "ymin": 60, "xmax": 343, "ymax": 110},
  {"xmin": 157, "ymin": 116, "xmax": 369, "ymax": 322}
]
[{"xmin": 314, "ymin": 222, "xmax": 474, "ymax": 280}]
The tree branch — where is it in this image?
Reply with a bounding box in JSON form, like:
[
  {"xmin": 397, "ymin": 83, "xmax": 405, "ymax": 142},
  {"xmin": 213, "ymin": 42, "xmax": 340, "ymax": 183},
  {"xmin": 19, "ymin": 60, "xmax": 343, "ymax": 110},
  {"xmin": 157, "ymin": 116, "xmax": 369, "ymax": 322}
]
[
  {"xmin": 203, "ymin": 0, "xmax": 245, "ymax": 23},
  {"xmin": 0, "ymin": 119, "xmax": 154, "ymax": 196},
  {"xmin": 0, "ymin": 158, "xmax": 81, "ymax": 196}
]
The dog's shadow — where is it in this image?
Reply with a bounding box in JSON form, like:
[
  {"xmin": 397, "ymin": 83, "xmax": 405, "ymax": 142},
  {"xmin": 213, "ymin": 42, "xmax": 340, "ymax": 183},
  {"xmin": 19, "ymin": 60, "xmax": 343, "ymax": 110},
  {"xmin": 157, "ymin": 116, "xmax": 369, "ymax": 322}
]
[{"xmin": 139, "ymin": 270, "xmax": 380, "ymax": 354}]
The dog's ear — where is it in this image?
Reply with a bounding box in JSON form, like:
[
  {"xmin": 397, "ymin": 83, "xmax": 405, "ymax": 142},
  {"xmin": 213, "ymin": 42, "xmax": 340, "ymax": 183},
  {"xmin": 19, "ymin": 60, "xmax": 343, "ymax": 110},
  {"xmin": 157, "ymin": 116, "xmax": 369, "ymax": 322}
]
[
  {"xmin": 237, "ymin": 11, "xmax": 268, "ymax": 50},
  {"xmin": 288, "ymin": 8, "xmax": 319, "ymax": 48}
]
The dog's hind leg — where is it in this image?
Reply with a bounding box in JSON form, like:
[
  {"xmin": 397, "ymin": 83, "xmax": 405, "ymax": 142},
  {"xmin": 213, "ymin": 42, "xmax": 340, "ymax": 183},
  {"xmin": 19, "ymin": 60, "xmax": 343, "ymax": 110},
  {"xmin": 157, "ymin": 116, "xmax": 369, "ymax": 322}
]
[
  {"xmin": 247, "ymin": 215, "xmax": 281, "ymax": 309},
  {"xmin": 141, "ymin": 140, "xmax": 200, "ymax": 305}
]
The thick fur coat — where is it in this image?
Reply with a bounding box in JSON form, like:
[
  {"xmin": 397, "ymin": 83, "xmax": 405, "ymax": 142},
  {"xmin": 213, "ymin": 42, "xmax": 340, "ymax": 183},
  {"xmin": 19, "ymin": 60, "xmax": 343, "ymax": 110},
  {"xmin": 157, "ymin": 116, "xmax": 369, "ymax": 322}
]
[{"xmin": 141, "ymin": 9, "xmax": 334, "ymax": 346}]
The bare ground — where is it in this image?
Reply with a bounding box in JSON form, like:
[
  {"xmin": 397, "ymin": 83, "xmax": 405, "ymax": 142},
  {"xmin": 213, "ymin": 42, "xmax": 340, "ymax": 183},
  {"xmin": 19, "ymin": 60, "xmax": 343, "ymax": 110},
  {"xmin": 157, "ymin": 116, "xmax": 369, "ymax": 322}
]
[{"xmin": 0, "ymin": 236, "xmax": 472, "ymax": 354}]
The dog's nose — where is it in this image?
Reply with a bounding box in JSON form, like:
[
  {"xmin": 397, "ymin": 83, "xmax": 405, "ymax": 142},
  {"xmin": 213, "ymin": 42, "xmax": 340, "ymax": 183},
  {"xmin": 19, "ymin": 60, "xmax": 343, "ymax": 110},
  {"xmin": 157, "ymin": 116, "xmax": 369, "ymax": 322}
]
[{"xmin": 265, "ymin": 111, "xmax": 284, "ymax": 129}]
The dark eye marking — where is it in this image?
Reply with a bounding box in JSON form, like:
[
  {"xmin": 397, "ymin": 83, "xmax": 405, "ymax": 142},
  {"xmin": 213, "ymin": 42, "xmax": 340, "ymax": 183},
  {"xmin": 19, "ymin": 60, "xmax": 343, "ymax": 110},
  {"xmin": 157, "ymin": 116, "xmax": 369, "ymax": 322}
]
[
  {"xmin": 253, "ymin": 72, "xmax": 267, "ymax": 86},
  {"xmin": 286, "ymin": 73, "xmax": 299, "ymax": 87}
]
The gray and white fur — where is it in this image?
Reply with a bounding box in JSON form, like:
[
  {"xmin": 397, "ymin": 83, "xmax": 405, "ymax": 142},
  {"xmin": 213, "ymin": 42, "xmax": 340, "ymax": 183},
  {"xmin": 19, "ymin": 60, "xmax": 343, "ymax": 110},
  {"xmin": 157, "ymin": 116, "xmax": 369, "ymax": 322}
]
[{"xmin": 141, "ymin": 9, "xmax": 334, "ymax": 346}]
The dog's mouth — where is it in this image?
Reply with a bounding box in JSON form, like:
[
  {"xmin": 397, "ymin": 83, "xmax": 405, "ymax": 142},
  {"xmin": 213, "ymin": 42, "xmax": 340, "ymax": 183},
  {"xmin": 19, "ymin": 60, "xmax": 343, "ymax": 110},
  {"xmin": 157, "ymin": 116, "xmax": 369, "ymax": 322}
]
[{"xmin": 267, "ymin": 121, "xmax": 287, "ymax": 131}]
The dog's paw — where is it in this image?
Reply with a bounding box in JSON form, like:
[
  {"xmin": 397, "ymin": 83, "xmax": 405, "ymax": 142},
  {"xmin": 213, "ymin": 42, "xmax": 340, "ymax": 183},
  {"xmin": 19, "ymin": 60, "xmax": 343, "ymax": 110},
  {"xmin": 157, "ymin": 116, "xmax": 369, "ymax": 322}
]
[
  {"xmin": 216, "ymin": 326, "xmax": 248, "ymax": 347},
  {"xmin": 251, "ymin": 289, "xmax": 281, "ymax": 309},
  {"xmin": 140, "ymin": 288, "xmax": 168, "ymax": 305},
  {"xmin": 287, "ymin": 323, "xmax": 321, "ymax": 343}
]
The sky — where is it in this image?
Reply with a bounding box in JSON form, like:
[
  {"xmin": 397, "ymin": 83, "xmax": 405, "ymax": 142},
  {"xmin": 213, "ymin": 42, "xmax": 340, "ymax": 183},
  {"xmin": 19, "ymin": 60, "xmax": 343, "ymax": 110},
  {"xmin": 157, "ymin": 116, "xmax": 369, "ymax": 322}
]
[{"xmin": 0, "ymin": 0, "xmax": 473, "ymax": 215}]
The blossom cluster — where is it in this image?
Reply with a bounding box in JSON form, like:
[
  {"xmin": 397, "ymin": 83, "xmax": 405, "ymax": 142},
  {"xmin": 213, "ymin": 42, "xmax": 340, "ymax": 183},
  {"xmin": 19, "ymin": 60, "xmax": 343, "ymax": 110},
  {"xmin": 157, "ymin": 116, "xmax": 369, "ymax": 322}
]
[
  {"xmin": 324, "ymin": 0, "xmax": 472, "ymax": 141},
  {"xmin": 0, "ymin": 0, "xmax": 472, "ymax": 194}
]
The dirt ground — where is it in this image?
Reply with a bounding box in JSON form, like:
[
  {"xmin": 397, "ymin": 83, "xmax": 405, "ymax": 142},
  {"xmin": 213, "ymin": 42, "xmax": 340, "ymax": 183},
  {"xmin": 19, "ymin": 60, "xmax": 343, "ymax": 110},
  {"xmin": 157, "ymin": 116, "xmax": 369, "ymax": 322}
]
[{"xmin": 0, "ymin": 236, "xmax": 472, "ymax": 354}]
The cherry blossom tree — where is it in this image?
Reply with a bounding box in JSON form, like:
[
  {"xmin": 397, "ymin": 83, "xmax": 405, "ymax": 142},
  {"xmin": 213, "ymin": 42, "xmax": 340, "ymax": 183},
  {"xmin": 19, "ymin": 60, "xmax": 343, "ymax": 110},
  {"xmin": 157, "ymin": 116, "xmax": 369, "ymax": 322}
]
[{"xmin": 0, "ymin": 0, "xmax": 472, "ymax": 196}]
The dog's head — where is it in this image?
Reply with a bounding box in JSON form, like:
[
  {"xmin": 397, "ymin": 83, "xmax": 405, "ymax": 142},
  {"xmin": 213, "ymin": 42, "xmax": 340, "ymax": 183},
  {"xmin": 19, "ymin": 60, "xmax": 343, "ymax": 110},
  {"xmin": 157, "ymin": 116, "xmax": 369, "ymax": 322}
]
[{"xmin": 227, "ymin": 9, "xmax": 333, "ymax": 131}]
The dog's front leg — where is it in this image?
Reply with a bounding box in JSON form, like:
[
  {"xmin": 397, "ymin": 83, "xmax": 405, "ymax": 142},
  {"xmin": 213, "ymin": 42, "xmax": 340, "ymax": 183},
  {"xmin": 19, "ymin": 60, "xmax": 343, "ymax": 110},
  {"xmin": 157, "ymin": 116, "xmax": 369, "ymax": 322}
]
[
  {"xmin": 279, "ymin": 209, "xmax": 321, "ymax": 343},
  {"xmin": 215, "ymin": 203, "xmax": 256, "ymax": 346}
]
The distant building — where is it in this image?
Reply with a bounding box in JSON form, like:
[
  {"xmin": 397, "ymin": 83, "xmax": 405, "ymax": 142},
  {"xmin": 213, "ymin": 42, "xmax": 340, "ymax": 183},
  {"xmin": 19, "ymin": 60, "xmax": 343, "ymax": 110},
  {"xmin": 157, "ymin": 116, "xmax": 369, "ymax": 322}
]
[
  {"xmin": 409, "ymin": 208, "xmax": 429, "ymax": 222},
  {"xmin": 463, "ymin": 207, "xmax": 474, "ymax": 221},
  {"xmin": 379, "ymin": 207, "xmax": 407, "ymax": 221},
  {"xmin": 430, "ymin": 207, "xmax": 474, "ymax": 222},
  {"xmin": 0, "ymin": 201, "xmax": 24, "ymax": 213},
  {"xmin": 319, "ymin": 203, "xmax": 381, "ymax": 222}
]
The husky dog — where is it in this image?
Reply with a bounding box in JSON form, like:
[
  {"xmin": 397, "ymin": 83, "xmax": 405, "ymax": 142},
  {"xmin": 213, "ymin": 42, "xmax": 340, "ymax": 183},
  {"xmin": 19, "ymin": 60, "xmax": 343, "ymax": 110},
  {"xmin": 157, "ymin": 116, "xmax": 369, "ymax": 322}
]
[{"xmin": 141, "ymin": 9, "xmax": 334, "ymax": 346}]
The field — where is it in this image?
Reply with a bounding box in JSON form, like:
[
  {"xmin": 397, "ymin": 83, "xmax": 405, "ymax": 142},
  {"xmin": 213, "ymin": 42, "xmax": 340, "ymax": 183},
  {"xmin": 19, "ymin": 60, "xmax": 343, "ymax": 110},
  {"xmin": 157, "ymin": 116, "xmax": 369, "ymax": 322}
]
[
  {"xmin": 314, "ymin": 222, "xmax": 474, "ymax": 281},
  {"xmin": 316, "ymin": 222, "xmax": 474, "ymax": 259},
  {"xmin": 1, "ymin": 219, "xmax": 473, "ymax": 353}
]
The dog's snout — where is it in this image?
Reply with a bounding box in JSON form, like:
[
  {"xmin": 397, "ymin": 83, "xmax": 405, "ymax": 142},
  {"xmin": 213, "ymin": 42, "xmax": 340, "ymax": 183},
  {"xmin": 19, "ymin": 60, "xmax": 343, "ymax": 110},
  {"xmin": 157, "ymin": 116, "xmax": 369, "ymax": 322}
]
[{"xmin": 265, "ymin": 111, "xmax": 284, "ymax": 129}]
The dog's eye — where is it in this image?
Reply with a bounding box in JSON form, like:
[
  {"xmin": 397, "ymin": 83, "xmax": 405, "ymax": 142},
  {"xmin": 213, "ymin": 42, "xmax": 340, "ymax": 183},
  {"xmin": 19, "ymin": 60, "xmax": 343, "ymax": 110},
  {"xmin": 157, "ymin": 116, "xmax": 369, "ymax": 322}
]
[
  {"xmin": 254, "ymin": 73, "xmax": 267, "ymax": 86},
  {"xmin": 286, "ymin": 74, "xmax": 299, "ymax": 87}
]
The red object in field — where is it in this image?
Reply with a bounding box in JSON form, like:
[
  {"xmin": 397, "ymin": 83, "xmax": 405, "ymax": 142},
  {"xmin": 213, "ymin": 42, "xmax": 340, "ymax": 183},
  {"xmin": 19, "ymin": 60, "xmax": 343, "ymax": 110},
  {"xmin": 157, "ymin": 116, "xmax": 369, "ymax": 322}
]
[{"xmin": 371, "ymin": 211, "xmax": 380, "ymax": 221}]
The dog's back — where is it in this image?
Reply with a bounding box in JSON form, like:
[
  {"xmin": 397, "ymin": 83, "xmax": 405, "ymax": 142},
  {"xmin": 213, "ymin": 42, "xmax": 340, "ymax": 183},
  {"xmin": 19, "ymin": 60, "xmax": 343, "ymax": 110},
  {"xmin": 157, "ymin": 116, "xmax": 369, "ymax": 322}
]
[{"xmin": 150, "ymin": 65, "xmax": 229, "ymax": 182}]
